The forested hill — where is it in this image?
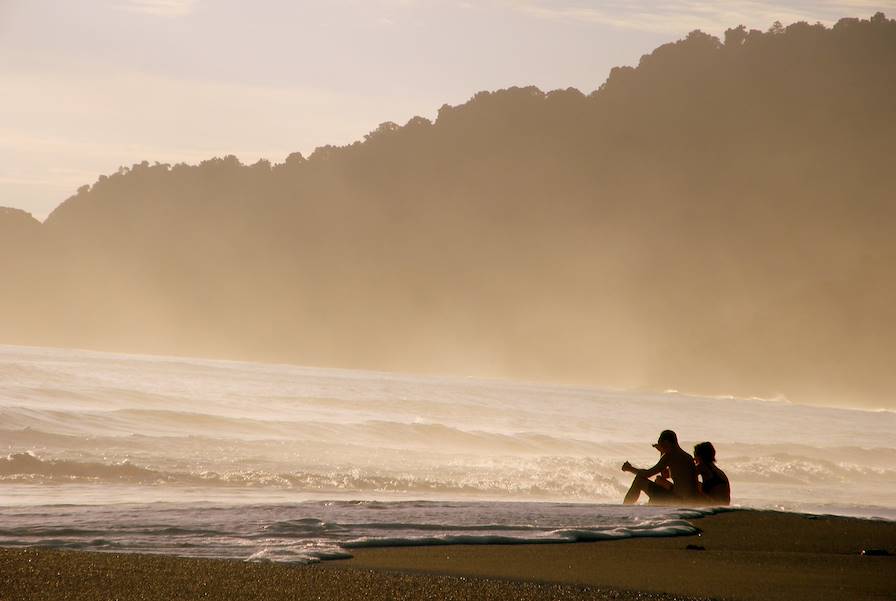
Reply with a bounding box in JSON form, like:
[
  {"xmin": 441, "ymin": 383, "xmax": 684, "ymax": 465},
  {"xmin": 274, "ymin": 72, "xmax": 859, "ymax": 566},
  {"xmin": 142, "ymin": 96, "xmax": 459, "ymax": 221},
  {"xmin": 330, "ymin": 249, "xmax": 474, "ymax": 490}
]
[{"xmin": 3, "ymin": 14, "xmax": 895, "ymax": 408}]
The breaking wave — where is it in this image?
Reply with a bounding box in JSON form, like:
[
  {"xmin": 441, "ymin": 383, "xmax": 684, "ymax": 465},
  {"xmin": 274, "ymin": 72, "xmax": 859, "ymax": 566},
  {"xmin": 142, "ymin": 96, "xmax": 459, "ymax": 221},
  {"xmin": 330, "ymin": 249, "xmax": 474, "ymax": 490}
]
[{"xmin": 4, "ymin": 446, "xmax": 895, "ymax": 509}]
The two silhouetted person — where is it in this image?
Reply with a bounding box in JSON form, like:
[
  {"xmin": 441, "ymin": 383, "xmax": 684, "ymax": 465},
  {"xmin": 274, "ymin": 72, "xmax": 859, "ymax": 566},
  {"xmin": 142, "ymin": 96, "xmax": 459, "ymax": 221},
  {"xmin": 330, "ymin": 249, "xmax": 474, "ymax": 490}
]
[{"xmin": 622, "ymin": 430, "xmax": 730, "ymax": 506}]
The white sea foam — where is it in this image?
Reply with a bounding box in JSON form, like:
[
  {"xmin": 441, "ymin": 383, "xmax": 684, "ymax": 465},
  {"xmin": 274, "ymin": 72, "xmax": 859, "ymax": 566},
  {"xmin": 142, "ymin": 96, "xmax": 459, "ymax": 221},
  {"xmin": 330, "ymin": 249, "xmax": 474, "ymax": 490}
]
[
  {"xmin": 0, "ymin": 344, "xmax": 894, "ymax": 560},
  {"xmin": 0, "ymin": 500, "xmax": 711, "ymax": 563}
]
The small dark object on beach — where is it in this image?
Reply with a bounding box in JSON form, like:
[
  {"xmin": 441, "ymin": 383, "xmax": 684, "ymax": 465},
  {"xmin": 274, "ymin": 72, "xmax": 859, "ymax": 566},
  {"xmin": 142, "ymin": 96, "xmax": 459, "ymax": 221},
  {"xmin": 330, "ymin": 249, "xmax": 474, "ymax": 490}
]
[
  {"xmin": 860, "ymin": 549, "xmax": 891, "ymax": 556},
  {"xmin": 685, "ymin": 544, "xmax": 705, "ymax": 551}
]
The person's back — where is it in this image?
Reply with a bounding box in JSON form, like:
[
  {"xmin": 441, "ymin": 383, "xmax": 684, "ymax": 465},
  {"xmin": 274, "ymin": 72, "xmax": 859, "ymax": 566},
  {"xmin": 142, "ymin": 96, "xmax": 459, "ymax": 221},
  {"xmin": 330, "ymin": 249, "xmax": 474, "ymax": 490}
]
[
  {"xmin": 694, "ymin": 441, "xmax": 731, "ymax": 506},
  {"xmin": 701, "ymin": 464, "xmax": 730, "ymax": 505},
  {"xmin": 664, "ymin": 445, "xmax": 699, "ymax": 501}
]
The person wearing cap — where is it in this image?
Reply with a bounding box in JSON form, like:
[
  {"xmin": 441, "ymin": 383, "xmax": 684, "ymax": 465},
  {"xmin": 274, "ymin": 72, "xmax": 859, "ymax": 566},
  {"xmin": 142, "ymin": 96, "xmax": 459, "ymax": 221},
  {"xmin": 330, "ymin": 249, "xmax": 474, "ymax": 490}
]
[
  {"xmin": 693, "ymin": 441, "xmax": 730, "ymax": 505},
  {"xmin": 621, "ymin": 430, "xmax": 699, "ymax": 505}
]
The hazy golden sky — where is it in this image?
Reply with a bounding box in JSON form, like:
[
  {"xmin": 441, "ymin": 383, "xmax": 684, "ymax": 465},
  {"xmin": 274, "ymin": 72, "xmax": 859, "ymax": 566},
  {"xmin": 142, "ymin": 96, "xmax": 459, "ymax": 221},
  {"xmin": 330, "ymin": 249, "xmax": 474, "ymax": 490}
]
[{"xmin": 2, "ymin": 1, "xmax": 890, "ymax": 219}]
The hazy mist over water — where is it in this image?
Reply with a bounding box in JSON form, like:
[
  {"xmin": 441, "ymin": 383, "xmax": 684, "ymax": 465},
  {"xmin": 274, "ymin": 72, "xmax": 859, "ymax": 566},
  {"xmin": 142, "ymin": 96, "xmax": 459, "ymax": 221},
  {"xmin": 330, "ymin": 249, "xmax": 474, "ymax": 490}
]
[
  {"xmin": 4, "ymin": 15, "xmax": 896, "ymax": 410},
  {"xmin": 2, "ymin": 345, "xmax": 894, "ymax": 509},
  {"xmin": 2, "ymin": 345, "xmax": 894, "ymax": 561}
]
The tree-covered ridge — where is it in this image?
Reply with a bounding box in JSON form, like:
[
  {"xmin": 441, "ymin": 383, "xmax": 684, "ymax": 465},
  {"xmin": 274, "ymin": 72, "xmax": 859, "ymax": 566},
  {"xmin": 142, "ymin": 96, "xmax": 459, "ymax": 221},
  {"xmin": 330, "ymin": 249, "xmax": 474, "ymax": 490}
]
[{"xmin": 3, "ymin": 13, "xmax": 895, "ymax": 407}]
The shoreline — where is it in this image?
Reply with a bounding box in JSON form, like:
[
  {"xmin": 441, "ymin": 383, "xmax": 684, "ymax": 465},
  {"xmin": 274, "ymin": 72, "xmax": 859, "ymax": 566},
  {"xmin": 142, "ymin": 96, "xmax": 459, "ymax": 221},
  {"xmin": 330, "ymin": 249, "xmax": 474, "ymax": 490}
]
[
  {"xmin": 334, "ymin": 509, "xmax": 896, "ymax": 601},
  {"xmin": 2, "ymin": 510, "xmax": 894, "ymax": 601}
]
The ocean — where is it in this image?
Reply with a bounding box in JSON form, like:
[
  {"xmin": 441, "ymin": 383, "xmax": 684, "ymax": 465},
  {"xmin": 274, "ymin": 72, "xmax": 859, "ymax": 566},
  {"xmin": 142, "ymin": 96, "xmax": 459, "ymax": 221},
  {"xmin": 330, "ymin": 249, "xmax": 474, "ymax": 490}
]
[{"xmin": 1, "ymin": 344, "xmax": 894, "ymax": 562}]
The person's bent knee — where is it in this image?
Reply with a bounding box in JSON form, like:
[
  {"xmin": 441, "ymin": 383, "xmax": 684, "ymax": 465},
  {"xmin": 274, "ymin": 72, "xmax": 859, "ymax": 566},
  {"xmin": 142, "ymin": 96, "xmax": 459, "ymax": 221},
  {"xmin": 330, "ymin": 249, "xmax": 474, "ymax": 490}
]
[{"xmin": 632, "ymin": 474, "xmax": 651, "ymax": 489}]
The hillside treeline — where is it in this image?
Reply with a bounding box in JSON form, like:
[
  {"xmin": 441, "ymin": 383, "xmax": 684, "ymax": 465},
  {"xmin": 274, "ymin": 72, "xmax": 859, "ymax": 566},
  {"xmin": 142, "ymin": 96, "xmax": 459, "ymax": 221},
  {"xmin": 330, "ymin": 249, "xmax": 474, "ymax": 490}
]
[{"xmin": 3, "ymin": 14, "xmax": 895, "ymax": 407}]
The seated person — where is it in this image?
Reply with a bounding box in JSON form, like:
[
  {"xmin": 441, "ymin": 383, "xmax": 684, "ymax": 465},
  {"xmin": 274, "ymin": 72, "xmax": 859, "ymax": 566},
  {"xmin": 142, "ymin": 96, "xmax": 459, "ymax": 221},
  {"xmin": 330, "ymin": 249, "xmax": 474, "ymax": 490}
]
[
  {"xmin": 694, "ymin": 441, "xmax": 730, "ymax": 505},
  {"xmin": 622, "ymin": 430, "xmax": 698, "ymax": 505}
]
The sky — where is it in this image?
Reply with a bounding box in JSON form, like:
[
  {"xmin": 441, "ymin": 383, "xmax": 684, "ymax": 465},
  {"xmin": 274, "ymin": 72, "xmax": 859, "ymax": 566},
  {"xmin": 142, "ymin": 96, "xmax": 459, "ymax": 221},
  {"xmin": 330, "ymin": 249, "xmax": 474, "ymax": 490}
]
[{"xmin": 2, "ymin": 0, "xmax": 892, "ymax": 220}]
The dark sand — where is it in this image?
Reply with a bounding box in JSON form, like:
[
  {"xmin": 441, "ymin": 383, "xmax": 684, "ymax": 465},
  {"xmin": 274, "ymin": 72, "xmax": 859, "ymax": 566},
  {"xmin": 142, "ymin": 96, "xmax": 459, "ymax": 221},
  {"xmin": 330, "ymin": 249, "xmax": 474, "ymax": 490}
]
[
  {"xmin": 0, "ymin": 550, "xmax": 707, "ymax": 601},
  {"xmin": 2, "ymin": 510, "xmax": 894, "ymax": 601}
]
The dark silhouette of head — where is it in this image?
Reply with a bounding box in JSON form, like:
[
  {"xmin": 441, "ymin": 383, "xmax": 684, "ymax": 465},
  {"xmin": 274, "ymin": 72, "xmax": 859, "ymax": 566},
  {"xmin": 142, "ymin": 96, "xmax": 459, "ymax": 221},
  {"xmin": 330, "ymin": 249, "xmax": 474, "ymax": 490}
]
[
  {"xmin": 694, "ymin": 441, "xmax": 717, "ymax": 464},
  {"xmin": 659, "ymin": 430, "xmax": 678, "ymax": 444},
  {"xmin": 654, "ymin": 429, "xmax": 679, "ymax": 453}
]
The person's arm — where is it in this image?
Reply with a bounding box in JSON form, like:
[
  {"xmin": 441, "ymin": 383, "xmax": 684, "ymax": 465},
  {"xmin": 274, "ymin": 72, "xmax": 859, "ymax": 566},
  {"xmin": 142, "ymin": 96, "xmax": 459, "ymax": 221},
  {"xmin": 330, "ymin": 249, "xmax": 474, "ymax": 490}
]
[{"xmin": 622, "ymin": 454, "xmax": 668, "ymax": 478}]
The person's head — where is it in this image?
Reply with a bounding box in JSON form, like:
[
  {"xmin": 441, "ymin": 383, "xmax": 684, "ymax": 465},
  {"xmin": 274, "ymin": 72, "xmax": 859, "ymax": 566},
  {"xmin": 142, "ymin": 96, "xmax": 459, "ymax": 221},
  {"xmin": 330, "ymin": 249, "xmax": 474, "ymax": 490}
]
[
  {"xmin": 693, "ymin": 441, "xmax": 716, "ymax": 466},
  {"xmin": 653, "ymin": 429, "xmax": 679, "ymax": 454}
]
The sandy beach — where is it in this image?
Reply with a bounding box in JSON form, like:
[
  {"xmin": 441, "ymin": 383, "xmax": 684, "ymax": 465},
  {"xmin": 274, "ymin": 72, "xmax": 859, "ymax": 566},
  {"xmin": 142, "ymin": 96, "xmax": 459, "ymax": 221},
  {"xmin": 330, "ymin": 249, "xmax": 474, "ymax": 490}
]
[{"xmin": 2, "ymin": 510, "xmax": 893, "ymax": 601}]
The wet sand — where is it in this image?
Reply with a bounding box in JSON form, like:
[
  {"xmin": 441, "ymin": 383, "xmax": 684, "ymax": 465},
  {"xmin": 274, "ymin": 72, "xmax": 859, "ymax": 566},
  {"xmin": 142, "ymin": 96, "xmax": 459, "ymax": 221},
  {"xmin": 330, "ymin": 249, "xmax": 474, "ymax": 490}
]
[
  {"xmin": 2, "ymin": 510, "xmax": 894, "ymax": 601},
  {"xmin": 337, "ymin": 510, "xmax": 896, "ymax": 601}
]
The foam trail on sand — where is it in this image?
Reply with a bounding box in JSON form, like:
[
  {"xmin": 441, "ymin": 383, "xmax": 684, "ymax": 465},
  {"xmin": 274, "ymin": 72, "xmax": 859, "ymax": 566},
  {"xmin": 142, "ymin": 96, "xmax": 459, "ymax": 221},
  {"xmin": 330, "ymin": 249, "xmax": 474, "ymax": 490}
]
[{"xmin": 0, "ymin": 501, "xmax": 708, "ymax": 563}]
